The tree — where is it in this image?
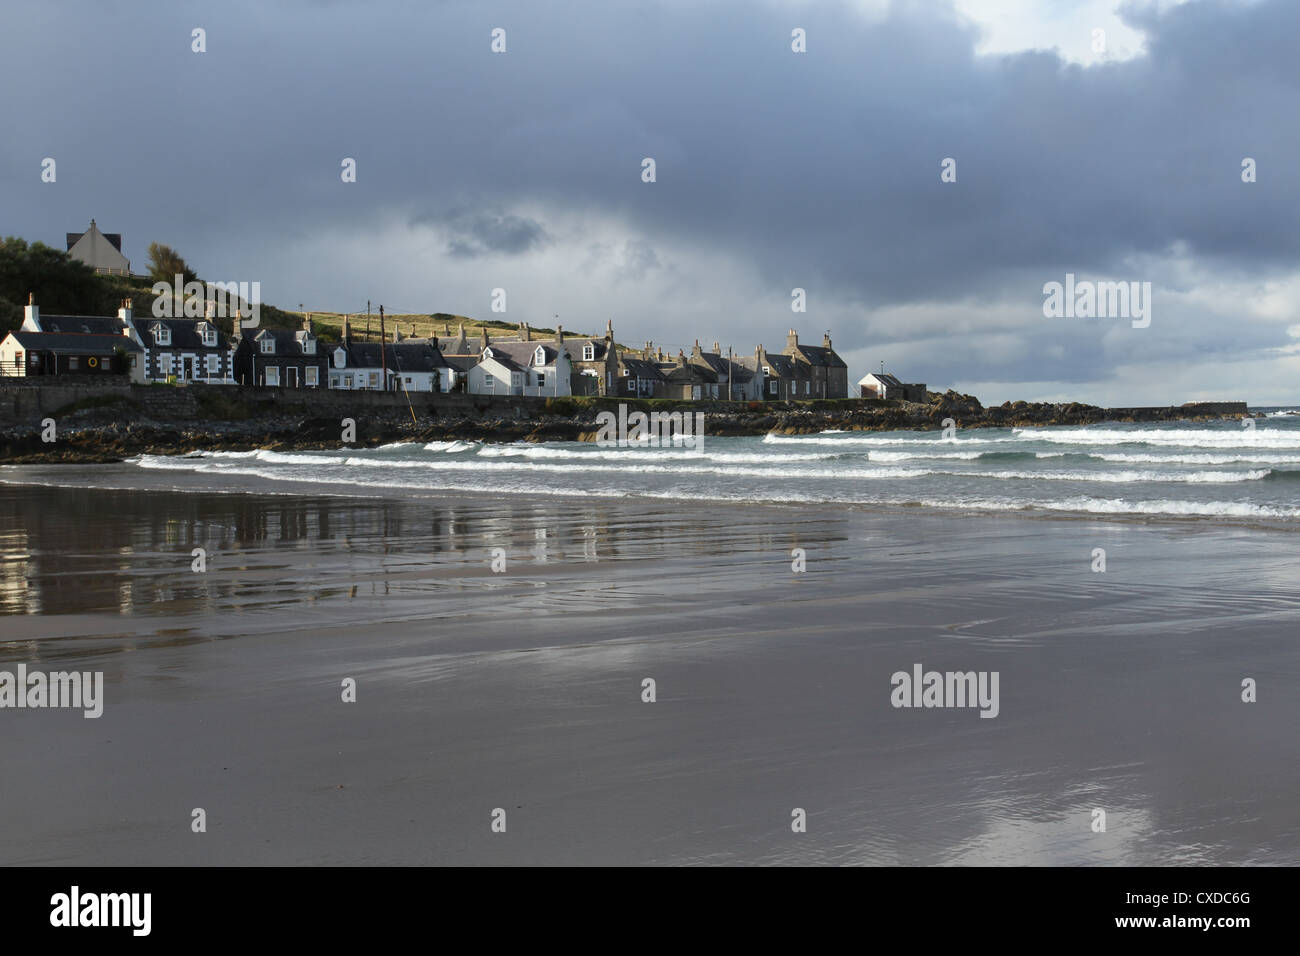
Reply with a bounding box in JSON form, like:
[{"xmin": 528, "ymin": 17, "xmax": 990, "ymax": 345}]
[
  {"xmin": 146, "ymin": 242, "xmax": 199, "ymax": 284},
  {"xmin": 0, "ymin": 236, "xmax": 115, "ymax": 334}
]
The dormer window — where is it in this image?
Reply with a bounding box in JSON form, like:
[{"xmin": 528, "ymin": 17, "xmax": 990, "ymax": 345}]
[
  {"xmin": 260, "ymin": 337, "xmax": 275, "ymax": 355},
  {"xmin": 153, "ymin": 325, "xmax": 171, "ymax": 346},
  {"xmin": 582, "ymin": 344, "xmax": 595, "ymax": 361},
  {"xmin": 534, "ymin": 346, "xmax": 545, "ymax": 366},
  {"xmin": 303, "ymin": 338, "xmax": 315, "ymax": 355},
  {"xmin": 333, "ymin": 347, "xmax": 346, "ymax": 369},
  {"xmin": 200, "ymin": 326, "xmax": 217, "ymax": 347},
  {"xmin": 483, "ymin": 346, "xmax": 493, "ymax": 359}
]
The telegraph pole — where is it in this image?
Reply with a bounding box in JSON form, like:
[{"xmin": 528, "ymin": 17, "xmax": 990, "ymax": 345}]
[
  {"xmin": 367, "ymin": 300, "xmax": 372, "ymax": 340},
  {"xmin": 379, "ymin": 305, "xmax": 388, "ymax": 390}
]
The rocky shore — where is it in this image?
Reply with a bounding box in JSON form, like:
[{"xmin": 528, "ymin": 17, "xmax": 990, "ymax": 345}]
[{"xmin": 0, "ymin": 390, "xmax": 1253, "ymax": 464}]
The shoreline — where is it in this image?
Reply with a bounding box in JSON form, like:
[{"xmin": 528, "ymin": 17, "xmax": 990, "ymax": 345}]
[
  {"xmin": 3, "ymin": 461, "xmax": 1296, "ymax": 533},
  {"xmin": 0, "ymin": 392, "xmax": 1258, "ymax": 465}
]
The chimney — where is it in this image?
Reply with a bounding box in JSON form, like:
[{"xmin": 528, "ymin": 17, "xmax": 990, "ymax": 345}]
[
  {"xmin": 643, "ymin": 341, "xmax": 652, "ymax": 360},
  {"xmin": 343, "ymin": 315, "xmax": 352, "ymax": 346},
  {"xmin": 787, "ymin": 329, "xmax": 799, "ymax": 350},
  {"xmin": 394, "ymin": 325, "xmax": 403, "ymax": 343},
  {"xmin": 823, "ymin": 331, "xmax": 832, "ymax": 349},
  {"xmin": 303, "ymin": 314, "xmax": 314, "ymax": 334},
  {"xmin": 712, "ymin": 341, "xmax": 720, "ymax": 354},
  {"xmin": 24, "ymin": 293, "xmax": 38, "ymax": 328},
  {"xmin": 691, "ymin": 339, "xmax": 702, "ymax": 361},
  {"xmin": 118, "ymin": 298, "xmax": 133, "ymax": 333},
  {"xmin": 556, "ymin": 324, "xmax": 564, "ymax": 344},
  {"xmin": 522, "ymin": 321, "xmax": 531, "ymax": 341},
  {"xmin": 480, "ymin": 327, "xmax": 490, "ymax": 349},
  {"xmin": 605, "ymin": 318, "xmax": 613, "ymax": 342},
  {"xmin": 677, "ymin": 349, "xmax": 686, "ymax": 366}
]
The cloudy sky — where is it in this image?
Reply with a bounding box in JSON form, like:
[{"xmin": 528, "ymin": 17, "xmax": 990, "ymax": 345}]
[{"xmin": 3, "ymin": 0, "xmax": 1297, "ymax": 405}]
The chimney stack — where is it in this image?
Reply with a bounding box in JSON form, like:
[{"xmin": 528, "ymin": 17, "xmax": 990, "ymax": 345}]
[
  {"xmin": 787, "ymin": 329, "xmax": 799, "ymax": 350},
  {"xmin": 712, "ymin": 341, "xmax": 720, "ymax": 354},
  {"xmin": 118, "ymin": 298, "xmax": 134, "ymax": 333},
  {"xmin": 24, "ymin": 293, "xmax": 38, "ymax": 328},
  {"xmin": 605, "ymin": 318, "xmax": 613, "ymax": 341},
  {"xmin": 823, "ymin": 331, "xmax": 832, "ymax": 349},
  {"xmin": 522, "ymin": 321, "xmax": 531, "ymax": 341},
  {"xmin": 556, "ymin": 324, "xmax": 564, "ymax": 344},
  {"xmin": 343, "ymin": 315, "xmax": 352, "ymax": 346}
]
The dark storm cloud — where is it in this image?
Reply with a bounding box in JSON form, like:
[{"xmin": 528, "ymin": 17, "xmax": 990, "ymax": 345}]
[
  {"xmin": 1, "ymin": 0, "xmax": 1297, "ymax": 400},
  {"xmin": 413, "ymin": 207, "xmax": 550, "ymax": 258}
]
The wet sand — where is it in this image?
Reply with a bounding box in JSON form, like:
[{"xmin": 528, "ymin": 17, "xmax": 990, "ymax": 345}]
[{"xmin": 1, "ymin": 471, "xmax": 1298, "ymax": 865}]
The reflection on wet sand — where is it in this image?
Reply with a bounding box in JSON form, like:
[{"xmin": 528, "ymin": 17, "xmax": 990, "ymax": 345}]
[{"xmin": 0, "ymin": 481, "xmax": 1297, "ymax": 865}]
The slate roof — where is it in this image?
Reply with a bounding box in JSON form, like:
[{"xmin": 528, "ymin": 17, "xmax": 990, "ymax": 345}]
[
  {"xmin": 791, "ymin": 344, "xmax": 847, "ymax": 368},
  {"xmin": 144, "ymin": 319, "xmax": 231, "ymax": 349},
  {"xmin": 695, "ymin": 351, "xmax": 756, "ymax": 382},
  {"xmin": 662, "ymin": 361, "xmax": 716, "ymax": 384},
  {"xmin": 569, "ymin": 339, "xmax": 608, "ymax": 361},
  {"xmin": 34, "ymin": 314, "xmax": 128, "ymax": 335},
  {"xmin": 861, "ymin": 372, "xmax": 903, "ymax": 387},
  {"xmin": 336, "ymin": 342, "xmax": 450, "ymax": 372},
  {"xmin": 760, "ymin": 354, "xmax": 810, "ymax": 379},
  {"xmin": 8, "ymin": 331, "xmax": 142, "ymax": 353},
  {"xmin": 488, "ymin": 341, "xmax": 561, "ymax": 367},
  {"xmin": 619, "ymin": 358, "xmax": 667, "ymax": 381},
  {"xmin": 241, "ymin": 327, "xmax": 321, "ymax": 356},
  {"xmin": 66, "ymin": 231, "xmax": 123, "ymax": 252}
]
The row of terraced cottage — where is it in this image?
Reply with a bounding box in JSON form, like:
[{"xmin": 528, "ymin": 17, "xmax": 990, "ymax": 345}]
[{"xmin": 1, "ymin": 295, "xmax": 923, "ymax": 401}]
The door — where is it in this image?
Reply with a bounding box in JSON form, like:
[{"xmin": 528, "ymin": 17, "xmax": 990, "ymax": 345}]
[
  {"xmin": 183, "ymin": 357, "xmax": 193, "ymax": 380},
  {"xmin": 286, "ymin": 367, "xmax": 298, "ymax": 389}
]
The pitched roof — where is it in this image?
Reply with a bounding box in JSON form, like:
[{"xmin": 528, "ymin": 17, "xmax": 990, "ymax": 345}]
[
  {"xmin": 336, "ymin": 342, "xmax": 450, "ymax": 371},
  {"xmin": 488, "ymin": 341, "xmax": 561, "ymax": 367},
  {"xmin": 791, "ymin": 344, "xmax": 847, "ymax": 368},
  {"xmin": 34, "ymin": 314, "xmax": 128, "ymax": 335},
  {"xmin": 66, "ymin": 230, "xmax": 123, "ymax": 253},
  {"xmin": 7, "ymin": 330, "xmax": 142, "ymax": 353},
  {"xmin": 860, "ymin": 372, "xmax": 903, "ymax": 387},
  {"xmin": 619, "ymin": 358, "xmax": 666, "ymax": 380},
  {"xmin": 145, "ymin": 318, "xmax": 231, "ymax": 349}
]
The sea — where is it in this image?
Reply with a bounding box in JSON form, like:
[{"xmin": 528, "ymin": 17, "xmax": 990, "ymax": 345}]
[{"xmin": 127, "ymin": 409, "xmax": 1300, "ymax": 522}]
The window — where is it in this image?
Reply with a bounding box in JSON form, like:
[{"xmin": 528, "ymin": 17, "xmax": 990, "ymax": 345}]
[
  {"xmin": 369, "ymin": 372, "xmax": 379, "ymax": 388},
  {"xmin": 535, "ymin": 347, "xmax": 545, "ymax": 365},
  {"xmin": 260, "ymin": 337, "xmax": 275, "ymax": 354},
  {"xmin": 206, "ymin": 355, "xmax": 220, "ymax": 374},
  {"xmin": 333, "ymin": 349, "xmax": 346, "ymax": 369},
  {"xmin": 770, "ymin": 381, "xmax": 778, "ymax": 395},
  {"xmin": 264, "ymin": 366, "xmax": 279, "ymax": 386},
  {"xmin": 511, "ymin": 372, "xmax": 522, "ymax": 387},
  {"xmin": 303, "ymin": 338, "xmax": 316, "ymax": 354},
  {"xmin": 582, "ymin": 344, "xmax": 595, "ymax": 361},
  {"xmin": 404, "ymin": 376, "xmax": 413, "ymax": 386},
  {"xmin": 13, "ymin": 351, "xmax": 21, "ymax": 368},
  {"xmin": 201, "ymin": 327, "xmax": 216, "ymax": 346},
  {"xmin": 536, "ymin": 373, "xmax": 545, "ymax": 387},
  {"xmin": 69, "ymin": 356, "xmax": 80, "ymax": 370},
  {"xmin": 158, "ymin": 353, "xmax": 173, "ymax": 375},
  {"xmin": 153, "ymin": 326, "xmax": 170, "ymax": 346},
  {"xmin": 306, "ymin": 367, "xmax": 318, "ymax": 387}
]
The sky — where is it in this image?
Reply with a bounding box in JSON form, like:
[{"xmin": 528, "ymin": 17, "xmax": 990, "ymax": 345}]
[{"xmin": 3, "ymin": 0, "xmax": 1297, "ymax": 406}]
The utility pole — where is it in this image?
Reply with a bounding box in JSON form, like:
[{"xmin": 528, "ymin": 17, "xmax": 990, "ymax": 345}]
[
  {"xmin": 728, "ymin": 346, "xmax": 733, "ymax": 401},
  {"xmin": 367, "ymin": 300, "xmax": 372, "ymax": 340},
  {"xmin": 379, "ymin": 305, "xmax": 388, "ymax": 390}
]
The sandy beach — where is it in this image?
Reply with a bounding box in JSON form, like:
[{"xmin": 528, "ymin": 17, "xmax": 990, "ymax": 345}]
[{"xmin": 1, "ymin": 468, "xmax": 1297, "ymax": 865}]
